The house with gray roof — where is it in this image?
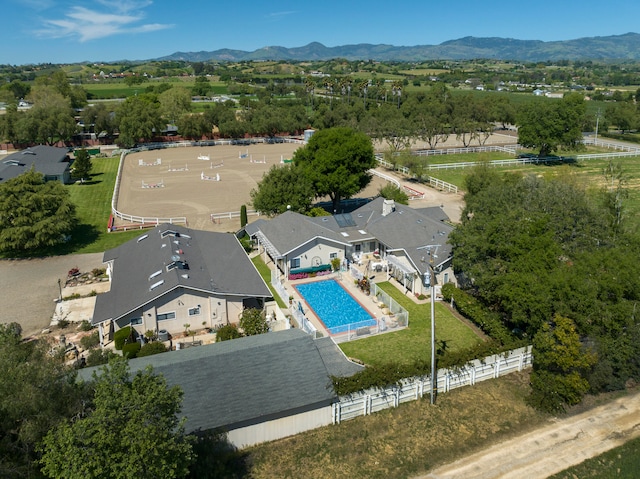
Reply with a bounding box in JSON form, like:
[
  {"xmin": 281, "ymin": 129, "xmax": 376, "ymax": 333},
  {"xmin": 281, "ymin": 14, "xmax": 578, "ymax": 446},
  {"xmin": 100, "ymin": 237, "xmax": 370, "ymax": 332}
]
[
  {"xmin": 245, "ymin": 210, "xmax": 352, "ymax": 281},
  {"xmin": 245, "ymin": 197, "xmax": 454, "ymax": 296},
  {"xmin": 0, "ymin": 145, "xmax": 72, "ymax": 184},
  {"xmin": 78, "ymin": 328, "xmax": 363, "ymax": 448},
  {"xmin": 92, "ymin": 224, "xmax": 272, "ymax": 343}
]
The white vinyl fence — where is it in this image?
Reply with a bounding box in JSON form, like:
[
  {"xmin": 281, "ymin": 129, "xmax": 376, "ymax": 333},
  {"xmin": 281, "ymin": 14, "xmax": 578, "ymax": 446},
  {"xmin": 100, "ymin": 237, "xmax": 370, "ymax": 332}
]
[{"xmin": 332, "ymin": 345, "xmax": 532, "ymax": 424}]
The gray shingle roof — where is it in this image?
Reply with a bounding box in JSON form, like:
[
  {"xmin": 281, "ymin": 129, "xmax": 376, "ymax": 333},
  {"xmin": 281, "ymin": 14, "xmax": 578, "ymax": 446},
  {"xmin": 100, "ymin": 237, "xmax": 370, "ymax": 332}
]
[
  {"xmin": 0, "ymin": 145, "xmax": 70, "ymax": 183},
  {"xmin": 93, "ymin": 224, "xmax": 272, "ymax": 324},
  {"xmin": 245, "ymin": 210, "xmax": 350, "ymax": 256},
  {"xmin": 79, "ymin": 329, "xmax": 363, "ymax": 433}
]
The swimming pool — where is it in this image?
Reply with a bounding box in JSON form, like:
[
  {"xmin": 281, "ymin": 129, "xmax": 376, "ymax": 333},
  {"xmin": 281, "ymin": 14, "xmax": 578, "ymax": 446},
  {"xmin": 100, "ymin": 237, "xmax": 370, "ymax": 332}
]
[{"xmin": 294, "ymin": 279, "xmax": 376, "ymax": 334}]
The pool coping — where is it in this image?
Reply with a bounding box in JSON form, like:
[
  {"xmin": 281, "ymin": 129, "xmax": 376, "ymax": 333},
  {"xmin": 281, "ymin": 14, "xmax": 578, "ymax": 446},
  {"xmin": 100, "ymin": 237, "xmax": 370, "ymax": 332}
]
[{"xmin": 289, "ymin": 274, "xmax": 392, "ymax": 339}]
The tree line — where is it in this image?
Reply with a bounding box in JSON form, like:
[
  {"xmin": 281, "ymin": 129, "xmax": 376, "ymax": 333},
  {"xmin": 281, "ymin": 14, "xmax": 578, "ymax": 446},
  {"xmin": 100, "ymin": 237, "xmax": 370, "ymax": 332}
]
[
  {"xmin": 448, "ymin": 161, "xmax": 640, "ymax": 412},
  {"xmin": 0, "ymin": 66, "xmax": 606, "ymax": 150}
]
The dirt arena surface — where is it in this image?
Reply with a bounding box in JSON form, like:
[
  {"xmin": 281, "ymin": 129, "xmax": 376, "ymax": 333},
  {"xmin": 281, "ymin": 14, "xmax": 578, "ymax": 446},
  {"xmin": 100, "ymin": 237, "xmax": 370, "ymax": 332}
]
[
  {"xmin": 117, "ymin": 143, "xmax": 302, "ymax": 231},
  {"xmin": 116, "ymin": 138, "xmax": 477, "ymax": 232}
]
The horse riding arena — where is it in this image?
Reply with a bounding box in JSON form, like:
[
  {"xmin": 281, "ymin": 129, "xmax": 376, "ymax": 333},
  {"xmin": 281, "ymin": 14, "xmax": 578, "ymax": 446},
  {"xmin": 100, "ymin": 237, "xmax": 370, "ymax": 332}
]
[
  {"xmin": 115, "ymin": 142, "xmax": 302, "ymax": 231},
  {"xmin": 114, "ymin": 141, "xmax": 391, "ymax": 232}
]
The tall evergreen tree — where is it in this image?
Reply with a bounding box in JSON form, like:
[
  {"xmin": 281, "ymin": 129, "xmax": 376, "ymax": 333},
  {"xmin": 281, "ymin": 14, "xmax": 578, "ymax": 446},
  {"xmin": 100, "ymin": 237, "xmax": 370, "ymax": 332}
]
[
  {"xmin": 71, "ymin": 149, "xmax": 92, "ymax": 183},
  {"xmin": 0, "ymin": 170, "xmax": 76, "ymax": 254}
]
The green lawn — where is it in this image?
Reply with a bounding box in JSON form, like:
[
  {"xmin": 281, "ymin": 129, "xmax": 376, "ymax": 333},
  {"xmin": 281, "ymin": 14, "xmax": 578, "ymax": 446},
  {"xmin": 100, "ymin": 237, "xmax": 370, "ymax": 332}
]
[
  {"xmin": 65, "ymin": 156, "xmax": 141, "ymax": 254},
  {"xmin": 550, "ymin": 435, "xmax": 640, "ymax": 479},
  {"xmin": 339, "ymin": 281, "xmax": 483, "ymax": 367},
  {"xmin": 83, "ymin": 80, "xmax": 229, "ymax": 100},
  {"xmin": 252, "ymin": 255, "xmax": 287, "ymax": 309}
]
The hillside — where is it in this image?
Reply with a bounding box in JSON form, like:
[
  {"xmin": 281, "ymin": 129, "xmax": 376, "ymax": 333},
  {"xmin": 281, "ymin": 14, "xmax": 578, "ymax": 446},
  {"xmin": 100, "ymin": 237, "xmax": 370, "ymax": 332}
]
[{"xmin": 158, "ymin": 32, "xmax": 640, "ymax": 62}]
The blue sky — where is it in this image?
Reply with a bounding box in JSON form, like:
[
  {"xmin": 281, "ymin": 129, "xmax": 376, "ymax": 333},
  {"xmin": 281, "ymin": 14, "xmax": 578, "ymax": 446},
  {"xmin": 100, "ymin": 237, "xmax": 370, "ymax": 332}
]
[{"xmin": 4, "ymin": 0, "xmax": 639, "ymax": 65}]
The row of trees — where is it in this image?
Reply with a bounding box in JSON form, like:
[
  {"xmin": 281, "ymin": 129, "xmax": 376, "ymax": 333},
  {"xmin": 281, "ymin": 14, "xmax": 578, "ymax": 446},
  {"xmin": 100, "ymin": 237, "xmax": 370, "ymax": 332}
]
[
  {"xmin": 449, "ymin": 162, "xmax": 640, "ymax": 412},
  {"xmin": 0, "ymin": 66, "xmax": 597, "ymax": 150}
]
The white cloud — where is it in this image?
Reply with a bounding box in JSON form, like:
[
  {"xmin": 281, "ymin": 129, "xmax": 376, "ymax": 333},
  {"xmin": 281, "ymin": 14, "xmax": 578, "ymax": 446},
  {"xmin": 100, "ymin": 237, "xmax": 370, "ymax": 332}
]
[
  {"xmin": 266, "ymin": 11, "xmax": 297, "ymax": 18},
  {"xmin": 35, "ymin": 1, "xmax": 172, "ymax": 42}
]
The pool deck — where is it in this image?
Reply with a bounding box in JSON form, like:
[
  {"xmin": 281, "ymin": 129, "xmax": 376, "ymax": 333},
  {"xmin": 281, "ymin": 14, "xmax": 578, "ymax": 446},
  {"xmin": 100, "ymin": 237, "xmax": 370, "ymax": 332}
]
[{"xmin": 283, "ymin": 262, "xmax": 411, "ymax": 338}]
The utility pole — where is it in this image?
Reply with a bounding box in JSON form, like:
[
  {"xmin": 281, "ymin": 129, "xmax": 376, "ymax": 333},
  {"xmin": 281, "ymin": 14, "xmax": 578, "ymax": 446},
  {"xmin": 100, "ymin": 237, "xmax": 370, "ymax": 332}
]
[{"xmin": 419, "ymin": 243, "xmax": 440, "ymax": 405}]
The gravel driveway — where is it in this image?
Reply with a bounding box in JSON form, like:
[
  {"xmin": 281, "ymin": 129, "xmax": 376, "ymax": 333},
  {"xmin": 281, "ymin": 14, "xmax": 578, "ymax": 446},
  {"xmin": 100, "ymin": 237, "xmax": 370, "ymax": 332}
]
[
  {"xmin": 416, "ymin": 389, "xmax": 640, "ymax": 479},
  {"xmin": 0, "ymin": 253, "xmax": 104, "ymax": 336}
]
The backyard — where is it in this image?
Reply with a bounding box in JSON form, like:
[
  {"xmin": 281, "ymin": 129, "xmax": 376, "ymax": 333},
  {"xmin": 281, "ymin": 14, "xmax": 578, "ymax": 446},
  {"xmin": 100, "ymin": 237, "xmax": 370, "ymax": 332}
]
[{"xmin": 339, "ymin": 281, "xmax": 483, "ymax": 367}]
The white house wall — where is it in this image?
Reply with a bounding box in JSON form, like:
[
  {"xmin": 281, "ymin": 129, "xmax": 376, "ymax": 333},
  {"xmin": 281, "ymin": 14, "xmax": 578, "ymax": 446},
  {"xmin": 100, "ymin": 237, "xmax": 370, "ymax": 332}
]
[
  {"xmin": 226, "ymin": 405, "xmax": 333, "ymax": 449},
  {"xmin": 289, "ymin": 239, "xmax": 345, "ymax": 270},
  {"xmin": 116, "ymin": 289, "xmax": 236, "ymax": 337}
]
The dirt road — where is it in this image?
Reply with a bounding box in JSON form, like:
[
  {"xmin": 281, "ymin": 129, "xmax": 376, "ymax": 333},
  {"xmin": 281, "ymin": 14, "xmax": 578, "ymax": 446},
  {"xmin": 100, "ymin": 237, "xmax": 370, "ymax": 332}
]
[
  {"xmin": 0, "ymin": 253, "xmax": 104, "ymax": 336},
  {"xmin": 417, "ymin": 390, "xmax": 640, "ymax": 479}
]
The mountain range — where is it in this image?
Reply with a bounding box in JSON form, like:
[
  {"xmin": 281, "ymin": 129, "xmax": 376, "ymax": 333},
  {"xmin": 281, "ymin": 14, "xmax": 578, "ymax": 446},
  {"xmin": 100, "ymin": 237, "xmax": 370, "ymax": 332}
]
[{"xmin": 158, "ymin": 33, "xmax": 640, "ymax": 63}]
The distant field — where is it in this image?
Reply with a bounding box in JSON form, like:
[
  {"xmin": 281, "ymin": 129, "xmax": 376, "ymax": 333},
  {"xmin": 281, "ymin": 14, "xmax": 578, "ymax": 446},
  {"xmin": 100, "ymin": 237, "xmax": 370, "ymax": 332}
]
[
  {"xmin": 83, "ymin": 81, "xmax": 228, "ymax": 99},
  {"xmin": 424, "ymin": 150, "xmax": 640, "ymax": 226},
  {"xmin": 398, "ymin": 68, "xmax": 448, "ymax": 75}
]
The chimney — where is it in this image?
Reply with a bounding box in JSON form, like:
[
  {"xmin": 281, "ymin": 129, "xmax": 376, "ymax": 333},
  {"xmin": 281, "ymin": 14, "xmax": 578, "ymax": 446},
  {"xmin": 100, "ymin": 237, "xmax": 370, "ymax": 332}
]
[{"xmin": 382, "ymin": 199, "xmax": 396, "ymax": 216}]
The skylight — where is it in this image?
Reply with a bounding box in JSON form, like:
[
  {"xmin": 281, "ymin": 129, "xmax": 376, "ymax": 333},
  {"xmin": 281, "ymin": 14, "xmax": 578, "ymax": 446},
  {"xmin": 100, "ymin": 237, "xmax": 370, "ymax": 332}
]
[
  {"xmin": 137, "ymin": 234, "xmax": 148, "ymax": 243},
  {"xmin": 149, "ymin": 270, "xmax": 162, "ymax": 280},
  {"xmin": 149, "ymin": 280, "xmax": 164, "ymax": 291}
]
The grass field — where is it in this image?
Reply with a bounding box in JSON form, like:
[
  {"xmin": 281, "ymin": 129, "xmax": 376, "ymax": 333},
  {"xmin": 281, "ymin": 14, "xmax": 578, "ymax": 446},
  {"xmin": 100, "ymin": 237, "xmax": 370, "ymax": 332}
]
[
  {"xmin": 83, "ymin": 80, "xmax": 228, "ymax": 99},
  {"xmin": 244, "ymin": 371, "xmax": 547, "ymax": 479},
  {"xmin": 65, "ymin": 157, "xmax": 141, "ymax": 254},
  {"xmin": 339, "ymin": 281, "xmax": 483, "ymax": 367},
  {"xmin": 549, "ymin": 435, "xmax": 640, "ymax": 479}
]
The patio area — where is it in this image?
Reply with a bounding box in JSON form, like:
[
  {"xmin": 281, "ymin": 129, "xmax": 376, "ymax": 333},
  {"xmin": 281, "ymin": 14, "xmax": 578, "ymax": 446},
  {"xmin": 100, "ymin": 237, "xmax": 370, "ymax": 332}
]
[{"xmin": 275, "ymin": 259, "xmax": 412, "ymax": 343}]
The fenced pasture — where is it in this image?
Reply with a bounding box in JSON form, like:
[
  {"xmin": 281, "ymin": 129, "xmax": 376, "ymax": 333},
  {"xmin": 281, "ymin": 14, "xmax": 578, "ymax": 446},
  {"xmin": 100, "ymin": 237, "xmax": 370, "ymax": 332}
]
[{"xmin": 115, "ymin": 142, "xmax": 302, "ymax": 231}]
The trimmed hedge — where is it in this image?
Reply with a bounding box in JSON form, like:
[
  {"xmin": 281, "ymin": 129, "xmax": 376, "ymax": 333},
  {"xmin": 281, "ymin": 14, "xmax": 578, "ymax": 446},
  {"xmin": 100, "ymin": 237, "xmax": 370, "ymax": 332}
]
[
  {"xmin": 137, "ymin": 341, "xmax": 168, "ymax": 357},
  {"xmin": 114, "ymin": 326, "xmax": 133, "ymax": 350},
  {"xmin": 122, "ymin": 342, "xmax": 141, "ymax": 359},
  {"xmin": 441, "ymin": 283, "xmax": 515, "ymax": 346}
]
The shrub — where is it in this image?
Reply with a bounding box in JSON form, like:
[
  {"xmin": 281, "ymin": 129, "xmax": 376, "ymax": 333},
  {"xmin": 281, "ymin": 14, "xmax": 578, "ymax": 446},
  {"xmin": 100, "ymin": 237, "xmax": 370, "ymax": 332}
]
[
  {"xmin": 78, "ymin": 320, "xmax": 93, "ymax": 332},
  {"xmin": 216, "ymin": 324, "xmax": 242, "ymax": 342},
  {"xmin": 122, "ymin": 342, "xmax": 141, "ymax": 359},
  {"xmin": 114, "ymin": 326, "xmax": 133, "ymax": 350},
  {"xmin": 331, "ymin": 257, "xmax": 341, "ymax": 271},
  {"xmin": 62, "ymin": 293, "xmax": 82, "ymax": 301},
  {"xmin": 57, "ymin": 319, "xmax": 70, "ymax": 329},
  {"xmin": 68, "ymin": 267, "xmax": 80, "ymax": 277},
  {"xmin": 137, "ymin": 341, "xmax": 168, "ymax": 357},
  {"xmin": 80, "ymin": 331, "xmax": 100, "ymax": 350},
  {"xmin": 91, "ymin": 267, "xmax": 106, "ymax": 277},
  {"xmin": 240, "ymin": 204, "xmax": 248, "ymax": 228},
  {"xmin": 86, "ymin": 348, "xmax": 116, "ymax": 367},
  {"xmin": 441, "ymin": 283, "xmax": 515, "ymax": 346}
]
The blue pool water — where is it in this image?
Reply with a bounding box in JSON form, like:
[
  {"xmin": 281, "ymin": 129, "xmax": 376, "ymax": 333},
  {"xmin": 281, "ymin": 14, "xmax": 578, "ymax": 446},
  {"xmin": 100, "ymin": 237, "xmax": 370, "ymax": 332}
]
[{"xmin": 295, "ymin": 279, "xmax": 376, "ymax": 334}]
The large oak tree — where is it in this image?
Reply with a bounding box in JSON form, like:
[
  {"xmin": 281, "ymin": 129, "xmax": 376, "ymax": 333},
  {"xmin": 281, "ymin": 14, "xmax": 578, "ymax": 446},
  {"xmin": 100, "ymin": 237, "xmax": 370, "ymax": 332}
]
[{"xmin": 293, "ymin": 127, "xmax": 376, "ymax": 212}]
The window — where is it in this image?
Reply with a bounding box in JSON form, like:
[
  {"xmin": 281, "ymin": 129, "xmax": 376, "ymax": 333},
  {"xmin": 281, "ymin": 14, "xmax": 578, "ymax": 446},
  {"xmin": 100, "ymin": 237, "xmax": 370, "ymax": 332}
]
[
  {"xmin": 130, "ymin": 317, "xmax": 143, "ymax": 325},
  {"xmin": 157, "ymin": 312, "xmax": 176, "ymax": 321},
  {"xmin": 290, "ymin": 257, "xmax": 300, "ymax": 269},
  {"xmin": 330, "ymin": 252, "xmax": 337, "ymax": 259},
  {"xmin": 188, "ymin": 306, "xmax": 201, "ymax": 316}
]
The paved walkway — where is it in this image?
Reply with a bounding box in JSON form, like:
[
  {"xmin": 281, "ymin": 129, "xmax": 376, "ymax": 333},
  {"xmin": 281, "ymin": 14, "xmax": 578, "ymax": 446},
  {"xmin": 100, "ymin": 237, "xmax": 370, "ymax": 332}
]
[{"xmin": 416, "ymin": 390, "xmax": 640, "ymax": 479}]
